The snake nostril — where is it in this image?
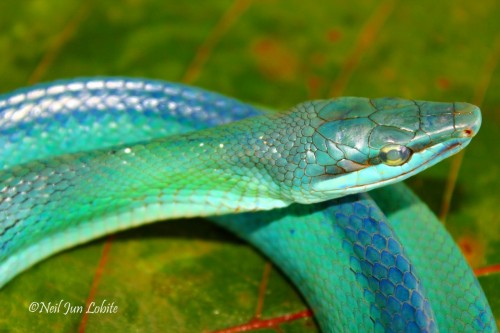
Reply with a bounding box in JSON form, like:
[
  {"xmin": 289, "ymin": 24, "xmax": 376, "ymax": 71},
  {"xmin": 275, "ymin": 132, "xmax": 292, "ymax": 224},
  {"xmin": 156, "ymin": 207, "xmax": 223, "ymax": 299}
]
[{"xmin": 462, "ymin": 128, "xmax": 473, "ymax": 137}]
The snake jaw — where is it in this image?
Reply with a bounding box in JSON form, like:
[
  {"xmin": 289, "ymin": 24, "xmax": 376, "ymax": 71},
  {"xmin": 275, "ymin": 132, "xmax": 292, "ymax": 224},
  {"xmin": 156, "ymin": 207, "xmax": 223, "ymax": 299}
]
[{"xmin": 307, "ymin": 137, "xmax": 470, "ymax": 203}]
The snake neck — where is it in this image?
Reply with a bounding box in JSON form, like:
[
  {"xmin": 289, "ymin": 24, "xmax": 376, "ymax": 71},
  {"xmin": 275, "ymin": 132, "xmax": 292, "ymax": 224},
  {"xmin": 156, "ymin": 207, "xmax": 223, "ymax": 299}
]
[
  {"xmin": 0, "ymin": 135, "xmax": 284, "ymax": 266},
  {"xmin": 2, "ymin": 107, "xmax": 333, "ymax": 263}
]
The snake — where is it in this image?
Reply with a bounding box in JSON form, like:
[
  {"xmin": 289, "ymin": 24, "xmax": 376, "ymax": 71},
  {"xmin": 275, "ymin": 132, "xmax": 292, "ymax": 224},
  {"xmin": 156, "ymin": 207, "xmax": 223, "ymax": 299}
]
[{"xmin": 0, "ymin": 77, "xmax": 496, "ymax": 332}]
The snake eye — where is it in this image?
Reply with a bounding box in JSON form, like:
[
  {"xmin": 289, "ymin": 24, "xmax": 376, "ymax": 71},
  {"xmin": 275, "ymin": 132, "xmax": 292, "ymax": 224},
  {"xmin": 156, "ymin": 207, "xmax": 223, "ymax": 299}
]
[{"xmin": 379, "ymin": 144, "xmax": 412, "ymax": 166}]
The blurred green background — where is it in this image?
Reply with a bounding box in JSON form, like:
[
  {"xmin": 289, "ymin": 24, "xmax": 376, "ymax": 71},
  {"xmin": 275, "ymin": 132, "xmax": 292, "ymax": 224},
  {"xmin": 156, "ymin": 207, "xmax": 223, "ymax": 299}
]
[{"xmin": 0, "ymin": 0, "xmax": 499, "ymax": 332}]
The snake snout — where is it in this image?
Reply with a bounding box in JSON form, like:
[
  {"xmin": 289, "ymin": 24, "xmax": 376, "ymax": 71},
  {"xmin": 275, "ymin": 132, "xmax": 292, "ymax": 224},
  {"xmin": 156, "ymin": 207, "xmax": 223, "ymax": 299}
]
[{"xmin": 452, "ymin": 102, "xmax": 482, "ymax": 139}]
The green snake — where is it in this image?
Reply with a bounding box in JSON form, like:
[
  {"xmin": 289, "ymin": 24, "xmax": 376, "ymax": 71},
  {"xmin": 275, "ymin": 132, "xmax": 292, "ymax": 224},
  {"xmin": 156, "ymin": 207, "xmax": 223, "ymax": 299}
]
[{"xmin": 0, "ymin": 77, "xmax": 496, "ymax": 332}]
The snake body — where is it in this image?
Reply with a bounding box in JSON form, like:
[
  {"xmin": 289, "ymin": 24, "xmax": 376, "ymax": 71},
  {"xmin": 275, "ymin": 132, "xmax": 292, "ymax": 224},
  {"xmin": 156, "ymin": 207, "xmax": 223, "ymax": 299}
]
[{"xmin": 0, "ymin": 78, "xmax": 496, "ymax": 332}]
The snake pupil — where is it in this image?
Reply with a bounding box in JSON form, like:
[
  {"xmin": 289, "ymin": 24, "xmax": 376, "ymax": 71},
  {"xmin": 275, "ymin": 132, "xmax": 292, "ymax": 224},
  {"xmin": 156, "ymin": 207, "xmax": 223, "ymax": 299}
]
[{"xmin": 379, "ymin": 144, "xmax": 412, "ymax": 166}]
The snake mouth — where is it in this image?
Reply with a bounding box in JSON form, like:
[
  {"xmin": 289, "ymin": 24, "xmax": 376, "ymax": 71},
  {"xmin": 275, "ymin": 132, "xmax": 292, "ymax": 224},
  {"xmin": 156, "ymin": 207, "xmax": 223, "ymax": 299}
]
[
  {"xmin": 398, "ymin": 141, "xmax": 462, "ymax": 177},
  {"xmin": 352, "ymin": 140, "xmax": 465, "ymax": 190},
  {"xmin": 311, "ymin": 138, "xmax": 468, "ymax": 198}
]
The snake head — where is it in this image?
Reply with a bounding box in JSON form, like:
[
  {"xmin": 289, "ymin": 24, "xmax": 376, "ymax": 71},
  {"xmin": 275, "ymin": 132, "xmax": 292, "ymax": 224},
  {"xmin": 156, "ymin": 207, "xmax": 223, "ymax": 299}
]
[{"xmin": 278, "ymin": 97, "xmax": 481, "ymax": 203}]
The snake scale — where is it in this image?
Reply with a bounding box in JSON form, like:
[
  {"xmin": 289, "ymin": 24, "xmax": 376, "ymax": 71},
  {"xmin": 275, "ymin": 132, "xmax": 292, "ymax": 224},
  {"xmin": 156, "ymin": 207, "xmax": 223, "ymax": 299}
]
[{"xmin": 0, "ymin": 77, "xmax": 496, "ymax": 332}]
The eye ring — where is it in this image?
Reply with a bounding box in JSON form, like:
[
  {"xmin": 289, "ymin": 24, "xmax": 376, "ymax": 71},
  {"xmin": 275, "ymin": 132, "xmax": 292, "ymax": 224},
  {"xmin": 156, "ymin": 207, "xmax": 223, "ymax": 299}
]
[{"xmin": 380, "ymin": 144, "xmax": 412, "ymax": 166}]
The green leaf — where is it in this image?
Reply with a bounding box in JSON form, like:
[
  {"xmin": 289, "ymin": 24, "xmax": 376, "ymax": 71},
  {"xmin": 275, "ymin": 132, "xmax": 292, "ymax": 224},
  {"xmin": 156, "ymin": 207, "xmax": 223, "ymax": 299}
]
[{"xmin": 0, "ymin": 0, "xmax": 499, "ymax": 332}]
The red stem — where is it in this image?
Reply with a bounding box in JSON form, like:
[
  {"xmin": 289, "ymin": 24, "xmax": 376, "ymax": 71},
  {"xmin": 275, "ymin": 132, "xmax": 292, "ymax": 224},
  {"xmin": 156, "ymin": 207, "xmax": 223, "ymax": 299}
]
[{"xmin": 211, "ymin": 309, "xmax": 313, "ymax": 333}]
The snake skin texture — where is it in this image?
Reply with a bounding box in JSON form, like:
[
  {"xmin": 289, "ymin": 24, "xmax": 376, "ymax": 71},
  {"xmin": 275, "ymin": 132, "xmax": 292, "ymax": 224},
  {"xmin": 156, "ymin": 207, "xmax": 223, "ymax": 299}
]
[
  {"xmin": 372, "ymin": 185, "xmax": 495, "ymax": 331},
  {"xmin": 217, "ymin": 195, "xmax": 438, "ymax": 332},
  {"xmin": 0, "ymin": 78, "xmax": 496, "ymax": 332}
]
